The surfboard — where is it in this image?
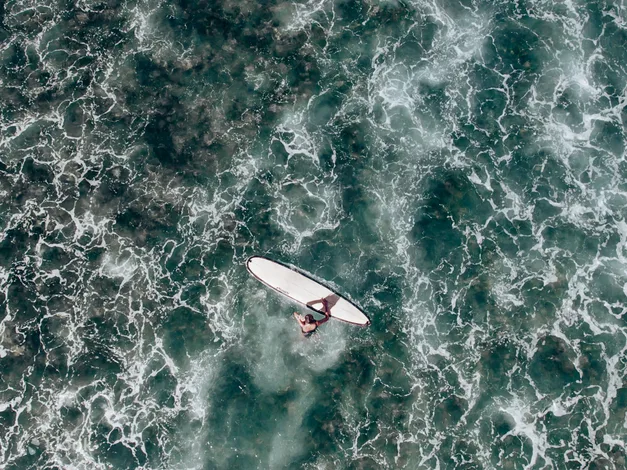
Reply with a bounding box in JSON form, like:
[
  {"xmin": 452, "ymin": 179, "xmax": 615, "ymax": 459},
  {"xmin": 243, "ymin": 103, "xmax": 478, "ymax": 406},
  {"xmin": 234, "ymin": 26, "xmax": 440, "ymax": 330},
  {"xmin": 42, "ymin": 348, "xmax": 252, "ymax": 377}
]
[{"xmin": 246, "ymin": 256, "xmax": 370, "ymax": 326}]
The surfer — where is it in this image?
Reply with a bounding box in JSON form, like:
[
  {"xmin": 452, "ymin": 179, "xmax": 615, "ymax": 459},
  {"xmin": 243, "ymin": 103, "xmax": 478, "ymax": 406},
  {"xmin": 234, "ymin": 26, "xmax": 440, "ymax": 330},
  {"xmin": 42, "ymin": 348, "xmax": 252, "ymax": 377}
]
[{"xmin": 293, "ymin": 298, "xmax": 331, "ymax": 336}]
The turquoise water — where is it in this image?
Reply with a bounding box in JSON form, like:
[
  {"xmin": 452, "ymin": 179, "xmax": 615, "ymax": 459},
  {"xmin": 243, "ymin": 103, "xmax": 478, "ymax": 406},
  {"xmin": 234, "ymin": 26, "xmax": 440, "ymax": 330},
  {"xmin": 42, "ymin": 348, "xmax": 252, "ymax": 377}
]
[{"xmin": 1, "ymin": 0, "xmax": 626, "ymax": 468}]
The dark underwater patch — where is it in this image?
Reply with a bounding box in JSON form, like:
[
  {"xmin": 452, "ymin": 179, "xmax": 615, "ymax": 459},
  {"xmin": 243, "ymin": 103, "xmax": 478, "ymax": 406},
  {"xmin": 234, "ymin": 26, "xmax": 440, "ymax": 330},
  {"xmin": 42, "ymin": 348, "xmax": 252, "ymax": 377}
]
[{"xmin": 530, "ymin": 335, "xmax": 580, "ymax": 395}]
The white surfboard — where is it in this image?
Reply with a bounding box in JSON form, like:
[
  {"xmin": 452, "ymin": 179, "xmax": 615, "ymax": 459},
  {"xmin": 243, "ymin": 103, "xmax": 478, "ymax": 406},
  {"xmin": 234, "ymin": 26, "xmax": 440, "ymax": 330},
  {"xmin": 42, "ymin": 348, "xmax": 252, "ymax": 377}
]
[{"xmin": 246, "ymin": 256, "xmax": 370, "ymax": 326}]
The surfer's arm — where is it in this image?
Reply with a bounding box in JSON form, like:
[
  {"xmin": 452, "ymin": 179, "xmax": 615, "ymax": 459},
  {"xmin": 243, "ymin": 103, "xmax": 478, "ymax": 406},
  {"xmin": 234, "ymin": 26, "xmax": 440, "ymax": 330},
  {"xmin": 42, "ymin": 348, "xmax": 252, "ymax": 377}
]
[
  {"xmin": 293, "ymin": 312, "xmax": 304, "ymax": 324},
  {"xmin": 321, "ymin": 298, "xmax": 330, "ymax": 315},
  {"xmin": 315, "ymin": 315, "xmax": 330, "ymax": 326}
]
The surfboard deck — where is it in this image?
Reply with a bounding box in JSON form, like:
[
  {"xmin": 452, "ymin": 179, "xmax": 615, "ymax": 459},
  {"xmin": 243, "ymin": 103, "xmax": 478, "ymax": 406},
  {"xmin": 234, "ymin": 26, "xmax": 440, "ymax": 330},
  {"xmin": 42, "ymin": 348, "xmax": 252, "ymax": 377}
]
[{"xmin": 246, "ymin": 256, "xmax": 370, "ymax": 326}]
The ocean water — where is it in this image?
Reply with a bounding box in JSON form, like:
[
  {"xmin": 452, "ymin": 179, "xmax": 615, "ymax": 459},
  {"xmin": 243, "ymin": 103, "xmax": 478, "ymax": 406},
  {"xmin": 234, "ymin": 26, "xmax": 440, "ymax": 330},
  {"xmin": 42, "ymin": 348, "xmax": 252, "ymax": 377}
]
[{"xmin": 1, "ymin": 0, "xmax": 626, "ymax": 468}]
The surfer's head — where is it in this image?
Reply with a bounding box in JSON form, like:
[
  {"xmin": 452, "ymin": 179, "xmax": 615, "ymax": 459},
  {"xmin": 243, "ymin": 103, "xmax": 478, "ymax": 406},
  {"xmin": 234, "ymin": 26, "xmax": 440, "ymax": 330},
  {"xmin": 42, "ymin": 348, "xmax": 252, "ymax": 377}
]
[{"xmin": 305, "ymin": 314, "xmax": 315, "ymax": 324}]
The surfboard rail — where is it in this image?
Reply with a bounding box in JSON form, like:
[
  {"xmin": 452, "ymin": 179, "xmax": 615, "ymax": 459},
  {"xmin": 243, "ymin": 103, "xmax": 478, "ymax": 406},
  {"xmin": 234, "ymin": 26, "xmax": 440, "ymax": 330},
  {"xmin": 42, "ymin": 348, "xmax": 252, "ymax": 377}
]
[{"xmin": 246, "ymin": 256, "xmax": 371, "ymax": 327}]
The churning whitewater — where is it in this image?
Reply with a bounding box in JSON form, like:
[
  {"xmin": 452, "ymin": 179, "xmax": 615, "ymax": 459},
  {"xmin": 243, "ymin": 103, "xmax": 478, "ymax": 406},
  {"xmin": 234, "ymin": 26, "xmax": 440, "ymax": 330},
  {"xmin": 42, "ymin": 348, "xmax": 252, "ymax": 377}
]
[{"xmin": 0, "ymin": 0, "xmax": 626, "ymax": 468}]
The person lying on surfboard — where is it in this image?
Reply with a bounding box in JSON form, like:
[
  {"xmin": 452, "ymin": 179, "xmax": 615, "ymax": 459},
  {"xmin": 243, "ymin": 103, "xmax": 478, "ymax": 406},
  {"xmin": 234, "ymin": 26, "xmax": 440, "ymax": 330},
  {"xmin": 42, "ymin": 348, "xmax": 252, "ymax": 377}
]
[{"xmin": 293, "ymin": 298, "xmax": 331, "ymax": 336}]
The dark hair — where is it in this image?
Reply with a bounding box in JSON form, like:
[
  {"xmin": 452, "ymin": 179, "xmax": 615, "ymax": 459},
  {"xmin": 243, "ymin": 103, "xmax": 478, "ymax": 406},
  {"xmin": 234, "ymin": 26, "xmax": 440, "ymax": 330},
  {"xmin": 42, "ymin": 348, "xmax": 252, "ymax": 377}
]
[{"xmin": 305, "ymin": 314, "xmax": 315, "ymax": 323}]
